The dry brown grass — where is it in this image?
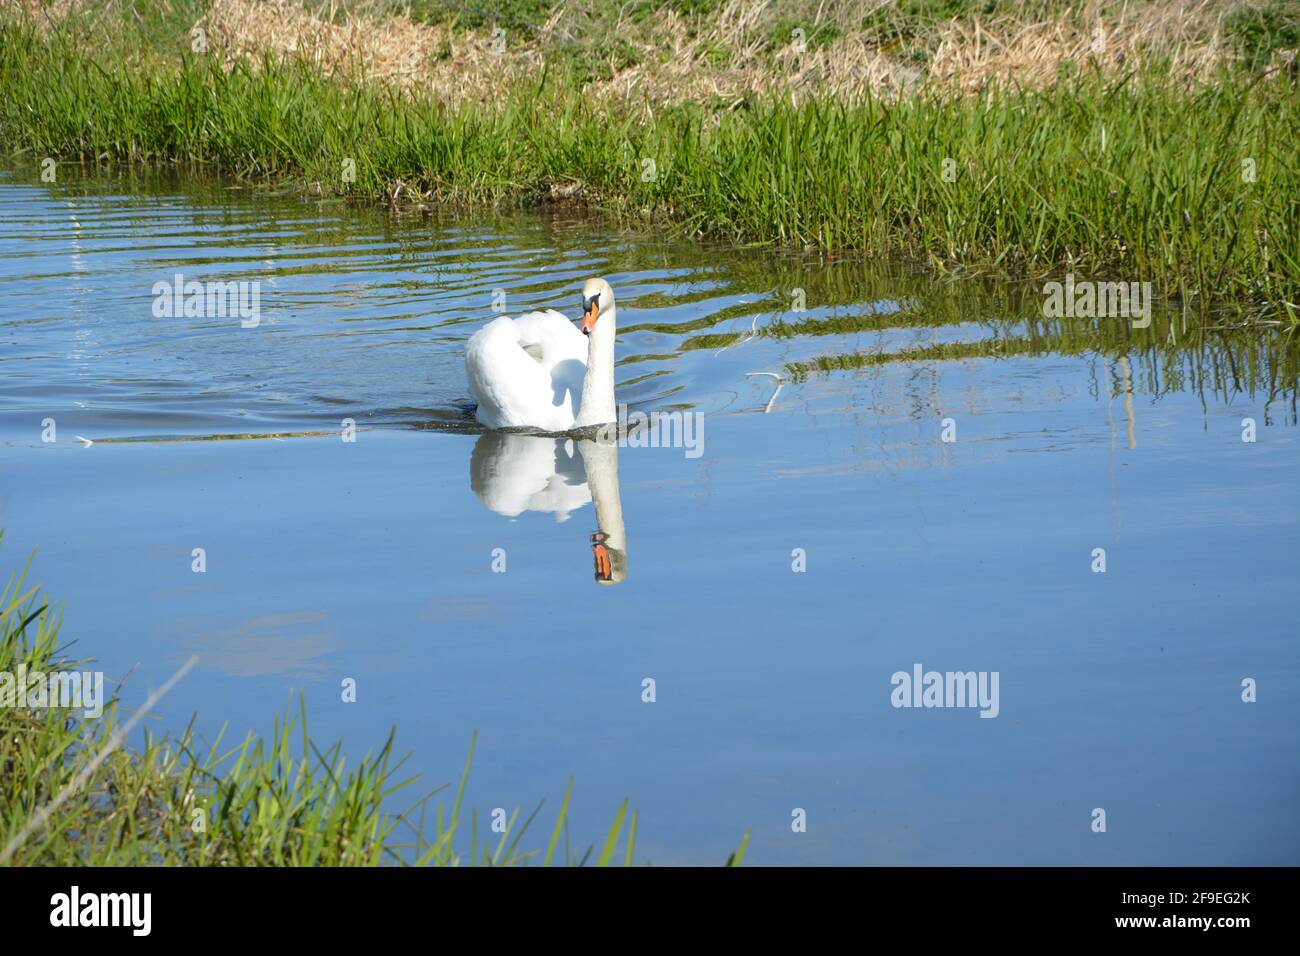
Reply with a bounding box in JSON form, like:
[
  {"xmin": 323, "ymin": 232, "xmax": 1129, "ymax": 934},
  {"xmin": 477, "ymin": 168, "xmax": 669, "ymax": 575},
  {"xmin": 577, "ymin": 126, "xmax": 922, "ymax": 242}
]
[
  {"xmin": 194, "ymin": 0, "xmax": 1250, "ymax": 105},
  {"xmin": 590, "ymin": 4, "xmax": 927, "ymax": 107},
  {"xmin": 201, "ymin": 0, "xmax": 497, "ymax": 96},
  {"xmin": 1, "ymin": 0, "xmax": 1273, "ymax": 106},
  {"xmin": 928, "ymin": 1, "xmax": 1236, "ymax": 91},
  {"xmin": 0, "ymin": 0, "xmax": 79, "ymax": 29}
]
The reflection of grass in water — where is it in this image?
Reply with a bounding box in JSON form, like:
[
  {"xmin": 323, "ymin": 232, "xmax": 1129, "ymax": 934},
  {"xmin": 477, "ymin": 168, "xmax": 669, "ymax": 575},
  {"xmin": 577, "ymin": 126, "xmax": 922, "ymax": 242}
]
[
  {"xmin": 787, "ymin": 336, "xmax": 1049, "ymax": 380},
  {"xmin": 0, "ymin": 538, "xmax": 749, "ymax": 866},
  {"xmin": 682, "ymin": 309, "xmax": 910, "ymax": 350},
  {"xmin": 654, "ymin": 265, "xmax": 1300, "ymax": 409},
  {"xmin": 784, "ymin": 313, "xmax": 1300, "ymax": 417}
]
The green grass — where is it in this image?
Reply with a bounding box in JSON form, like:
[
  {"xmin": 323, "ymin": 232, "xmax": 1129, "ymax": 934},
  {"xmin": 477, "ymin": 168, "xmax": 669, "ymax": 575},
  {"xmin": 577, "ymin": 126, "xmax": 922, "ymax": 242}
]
[
  {"xmin": 1225, "ymin": 0, "xmax": 1300, "ymax": 73},
  {"xmin": 0, "ymin": 14, "xmax": 1296, "ymax": 309},
  {"xmin": 324, "ymin": 0, "xmax": 559, "ymax": 32},
  {"xmin": 0, "ymin": 536, "xmax": 748, "ymax": 865}
]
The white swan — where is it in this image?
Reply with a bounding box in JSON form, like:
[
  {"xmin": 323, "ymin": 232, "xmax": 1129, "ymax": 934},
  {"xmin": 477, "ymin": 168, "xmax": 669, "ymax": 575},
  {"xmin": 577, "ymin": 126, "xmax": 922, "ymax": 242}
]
[{"xmin": 465, "ymin": 277, "xmax": 617, "ymax": 432}]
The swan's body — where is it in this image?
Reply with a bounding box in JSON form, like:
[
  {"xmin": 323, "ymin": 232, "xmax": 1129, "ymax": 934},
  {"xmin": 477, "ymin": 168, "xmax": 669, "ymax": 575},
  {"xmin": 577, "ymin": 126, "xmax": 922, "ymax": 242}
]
[{"xmin": 465, "ymin": 279, "xmax": 618, "ymax": 432}]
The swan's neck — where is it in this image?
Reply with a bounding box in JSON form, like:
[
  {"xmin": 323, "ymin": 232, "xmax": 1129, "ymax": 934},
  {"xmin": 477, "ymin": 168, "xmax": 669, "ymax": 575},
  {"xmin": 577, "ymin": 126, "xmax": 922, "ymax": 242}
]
[{"xmin": 575, "ymin": 303, "xmax": 616, "ymax": 428}]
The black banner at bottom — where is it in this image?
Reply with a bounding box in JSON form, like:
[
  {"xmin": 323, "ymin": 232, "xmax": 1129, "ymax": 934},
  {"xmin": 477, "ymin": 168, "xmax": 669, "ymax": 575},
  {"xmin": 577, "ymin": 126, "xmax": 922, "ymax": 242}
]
[{"xmin": 0, "ymin": 866, "xmax": 1282, "ymax": 941}]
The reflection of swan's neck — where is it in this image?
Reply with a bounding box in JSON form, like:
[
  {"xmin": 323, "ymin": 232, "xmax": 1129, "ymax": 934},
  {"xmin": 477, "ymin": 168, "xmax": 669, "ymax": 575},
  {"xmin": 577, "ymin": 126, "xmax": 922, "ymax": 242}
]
[
  {"xmin": 575, "ymin": 303, "xmax": 617, "ymax": 428},
  {"xmin": 578, "ymin": 438, "xmax": 626, "ymax": 584}
]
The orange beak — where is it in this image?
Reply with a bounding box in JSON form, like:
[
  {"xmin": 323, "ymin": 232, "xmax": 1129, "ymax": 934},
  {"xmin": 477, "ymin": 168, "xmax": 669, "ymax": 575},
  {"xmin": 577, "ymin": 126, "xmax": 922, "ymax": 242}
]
[{"xmin": 580, "ymin": 301, "xmax": 599, "ymax": 335}]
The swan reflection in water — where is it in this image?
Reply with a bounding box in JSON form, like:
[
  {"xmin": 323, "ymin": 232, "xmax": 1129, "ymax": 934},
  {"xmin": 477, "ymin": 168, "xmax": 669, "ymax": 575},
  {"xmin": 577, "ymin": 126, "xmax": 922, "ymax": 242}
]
[{"xmin": 470, "ymin": 433, "xmax": 627, "ymax": 585}]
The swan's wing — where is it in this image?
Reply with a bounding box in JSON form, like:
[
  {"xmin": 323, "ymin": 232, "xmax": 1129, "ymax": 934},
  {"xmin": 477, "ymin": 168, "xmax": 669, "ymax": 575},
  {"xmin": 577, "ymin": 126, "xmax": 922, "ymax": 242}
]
[
  {"xmin": 465, "ymin": 315, "xmax": 584, "ymax": 431},
  {"xmin": 510, "ymin": 310, "xmax": 587, "ymax": 371},
  {"xmin": 514, "ymin": 311, "xmax": 588, "ymax": 421}
]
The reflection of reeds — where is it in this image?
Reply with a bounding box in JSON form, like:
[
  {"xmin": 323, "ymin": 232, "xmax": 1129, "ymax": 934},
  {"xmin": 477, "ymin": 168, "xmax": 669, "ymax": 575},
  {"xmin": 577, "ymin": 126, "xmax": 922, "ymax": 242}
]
[
  {"xmin": 655, "ymin": 260, "xmax": 1300, "ymax": 413},
  {"xmin": 783, "ymin": 302, "xmax": 1300, "ymax": 420}
]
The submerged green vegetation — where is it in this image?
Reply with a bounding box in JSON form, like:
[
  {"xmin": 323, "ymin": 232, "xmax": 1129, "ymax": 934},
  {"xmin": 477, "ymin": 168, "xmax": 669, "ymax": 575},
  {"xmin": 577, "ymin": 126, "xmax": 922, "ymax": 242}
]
[
  {"xmin": 0, "ymin": 1, "xmax": 1296, "ymax": 312},
  {"xmin": 0, "ymin": 538, "xmax": 748, "ymax": 865}
]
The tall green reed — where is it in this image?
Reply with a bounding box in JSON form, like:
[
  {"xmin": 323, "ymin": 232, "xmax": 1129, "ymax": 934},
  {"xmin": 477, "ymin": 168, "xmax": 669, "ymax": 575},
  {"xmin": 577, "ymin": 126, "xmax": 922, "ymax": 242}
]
[{"xmin": 1, "ymin": 20, "xmax": 1294, "ymax": 304}]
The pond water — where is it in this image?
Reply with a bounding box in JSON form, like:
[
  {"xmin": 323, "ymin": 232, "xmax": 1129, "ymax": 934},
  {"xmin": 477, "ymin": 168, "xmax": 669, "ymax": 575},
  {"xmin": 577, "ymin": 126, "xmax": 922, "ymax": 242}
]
[{"xmin": 1, "ymin": 167, "xmax": 1296, "ymax": 865}]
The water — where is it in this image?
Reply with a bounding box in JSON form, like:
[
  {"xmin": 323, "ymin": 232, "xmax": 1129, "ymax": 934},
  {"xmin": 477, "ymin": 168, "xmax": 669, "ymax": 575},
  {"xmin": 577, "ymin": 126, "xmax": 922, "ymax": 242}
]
[{"xmin": 1, "ymin": 167, "xmax": 1297, "ymax": 865}]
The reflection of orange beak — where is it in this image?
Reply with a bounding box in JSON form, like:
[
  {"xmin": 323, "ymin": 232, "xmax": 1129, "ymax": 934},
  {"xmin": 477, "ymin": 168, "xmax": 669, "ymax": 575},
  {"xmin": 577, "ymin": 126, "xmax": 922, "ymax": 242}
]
[
  {"xmin": 591, "ymin": 531, "xmax": 611, "ymax": 581},
  {"xmin": 592, "ymin": 543, "xmax": 611, "ymax": 580},
  {"xmin": 581, "ymin": 302, "xmax": 599, "ymax": 335}
]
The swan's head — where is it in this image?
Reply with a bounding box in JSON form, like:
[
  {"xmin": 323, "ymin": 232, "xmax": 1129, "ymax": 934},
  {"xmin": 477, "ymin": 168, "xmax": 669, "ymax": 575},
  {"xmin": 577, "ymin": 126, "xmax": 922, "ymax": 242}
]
[{"xmin": 580, "ymin": 277, "xmax": 615, "ymax": 336}]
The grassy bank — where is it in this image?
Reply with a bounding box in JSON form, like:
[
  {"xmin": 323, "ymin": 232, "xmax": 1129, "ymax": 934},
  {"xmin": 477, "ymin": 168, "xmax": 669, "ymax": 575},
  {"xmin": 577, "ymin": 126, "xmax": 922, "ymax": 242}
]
[
  {"xmin": 0, "ymin": 3, "xmax": 1297, "ymax": 310},
  {"xmin": 0, "ymin": 538, "xmax": 747, "ymax": 865}
]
